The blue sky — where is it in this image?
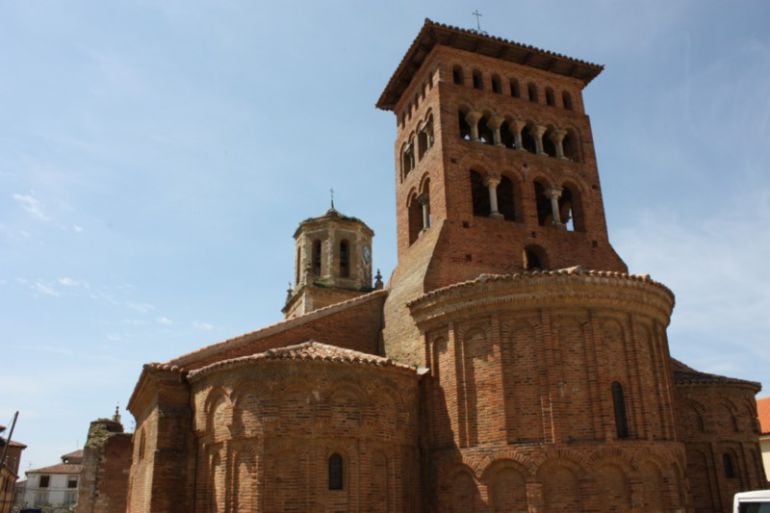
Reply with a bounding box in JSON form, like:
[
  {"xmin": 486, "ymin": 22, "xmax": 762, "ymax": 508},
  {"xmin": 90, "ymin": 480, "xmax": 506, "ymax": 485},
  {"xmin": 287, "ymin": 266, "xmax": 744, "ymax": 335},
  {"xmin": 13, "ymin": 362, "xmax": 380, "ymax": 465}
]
[{"xmin": 1, "ymin": 1, "xmax": 769, "ymax": 471}]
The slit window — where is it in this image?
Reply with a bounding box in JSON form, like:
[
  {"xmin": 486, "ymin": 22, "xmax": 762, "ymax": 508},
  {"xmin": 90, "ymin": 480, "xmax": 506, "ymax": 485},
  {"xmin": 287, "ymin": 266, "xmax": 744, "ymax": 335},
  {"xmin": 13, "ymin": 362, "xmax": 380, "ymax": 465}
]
[
  {"xmin": 562, "ymin": 91, "xmax": 573, "ymax": 110},
  {"xmin": 510, "ymin": 78, "xmax": 520, "ymax": 98},
  {"xmin": 491, "ymin": 74, "xmax": 502, "ymax": 94},
  {"xmin": 528, "ymin": 82, "xmax": 538, "ymax": 103},
  {"xmin": 339, "ymin": 240, "xmax": 350, "ymax": 278},
  {"xmin": 534, "ymin": 181, "xmax": 551, "ymax": 226},
  {"xmin": 472, "ymin": 69, "xmax": 483, "ymax": 90},
  {"xmin": 458, "ymin": 110, "xmax": 471, "ymax": 140},
  {"xmin": 723, "ymin": 453, "xmax": 736, "ymax": 479},
  {"xmin": 545, "ymin": 87, "xmax": 555, "ymax": 106},
  {"xmin": 470, "ymin": 171, "xmax": 490, "ymax": 217},
  {"xmin": 523, "ymin": 245, "xmax": 546, "ymax": 270},
  {"xmin": 312, "ymin": 240, "xmax": 322, "ymax": 276},
  {"xmin": 612, "ymin": 381, "xmax": 630, "ymax": 439},
  {"xmin": 497, "ymin": 176, "xmax": 516, "ymax": 221},
  {"xmin": 452, "ymin": 66, "xmax": 464, "ymax": 85},
  {"xmin": 329, "ymin": 453, "xmax": 343, "ymax": 490}
]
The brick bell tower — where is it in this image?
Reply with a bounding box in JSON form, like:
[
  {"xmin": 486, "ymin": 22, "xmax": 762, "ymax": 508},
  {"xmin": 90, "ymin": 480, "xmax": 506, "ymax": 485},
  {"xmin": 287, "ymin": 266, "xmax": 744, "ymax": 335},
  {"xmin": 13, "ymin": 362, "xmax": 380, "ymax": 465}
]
[{"xmin": 377, "ymin": 19, "xmax": 628, "ymax": 365}]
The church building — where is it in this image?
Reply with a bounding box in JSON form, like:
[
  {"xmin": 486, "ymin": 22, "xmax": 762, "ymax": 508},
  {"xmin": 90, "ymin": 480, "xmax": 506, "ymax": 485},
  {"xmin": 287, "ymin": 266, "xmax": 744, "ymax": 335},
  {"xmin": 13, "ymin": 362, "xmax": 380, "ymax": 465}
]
[{"xmin": 87, "ymin": 19, "xmax": 766, "ymax": 513}]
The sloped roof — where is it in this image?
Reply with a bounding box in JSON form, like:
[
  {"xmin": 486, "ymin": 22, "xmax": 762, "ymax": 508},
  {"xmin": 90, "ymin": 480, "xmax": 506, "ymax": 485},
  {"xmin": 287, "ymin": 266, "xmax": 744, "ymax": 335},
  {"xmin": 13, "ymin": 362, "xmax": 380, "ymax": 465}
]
[
  {"xmin": 671, "ymin": 358, "xmax": 761, "ymax": 391},
  {"xmin": 294, "ymin": 207, "xmax": 373, "ymax": 238},
  {"xmin": 61, "ymin": 449, "xmax": 83, "ymax": 463},
  {"xmin": 188, "ymin": 340, "xmax": 415, "ymax": 380},
  {"xmin": 377, "ymin": 18, "xmax": 604, "ymax": 111},
  {"xmin": 26, "ymin": 463, "xmax": 81, "ymax": 475},
  {"xmin": 757, "ymin": 397, "xmax": 770, "ymax": 435}
]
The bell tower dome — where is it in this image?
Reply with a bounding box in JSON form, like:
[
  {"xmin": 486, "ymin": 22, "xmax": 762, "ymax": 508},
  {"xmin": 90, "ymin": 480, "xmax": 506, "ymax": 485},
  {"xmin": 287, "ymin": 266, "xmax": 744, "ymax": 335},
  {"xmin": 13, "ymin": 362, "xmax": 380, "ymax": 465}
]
[{"xmin": 283, "ymin": 207, "xmax": 377, "ymax": 319}]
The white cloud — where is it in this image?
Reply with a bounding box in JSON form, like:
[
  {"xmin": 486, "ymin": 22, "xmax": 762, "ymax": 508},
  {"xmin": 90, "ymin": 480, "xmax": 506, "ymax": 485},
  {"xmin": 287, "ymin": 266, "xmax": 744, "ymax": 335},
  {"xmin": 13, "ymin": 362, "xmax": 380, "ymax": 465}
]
[
  {"xmin": 192, "ymin": 321, "xmax": 214, "ymax": 331},
  {"xmin": 57, "ymin": 277, "xmax": 79, "ymax": 287},
  {"xmin": 72, "ymin": 224, "xmax": 84, "ymax": 232},
  {"xmin": 12, "ymin": 193, "xmax": 50, "ymax": 221},
  {"xmin": 126, "ymin": 302, "xmax": 154, "ymax": 314},
  {"xmin": 156, "ymin": 316, "xmax": 173, "ymax": 326}
]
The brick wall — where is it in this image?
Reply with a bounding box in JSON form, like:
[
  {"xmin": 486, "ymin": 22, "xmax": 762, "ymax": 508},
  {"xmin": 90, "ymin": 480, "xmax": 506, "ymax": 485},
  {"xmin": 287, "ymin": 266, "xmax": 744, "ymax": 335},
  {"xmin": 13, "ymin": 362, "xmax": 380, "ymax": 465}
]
[{"xmin": 76, "ymin": 419, "xmax": 131, "ymax": 513}]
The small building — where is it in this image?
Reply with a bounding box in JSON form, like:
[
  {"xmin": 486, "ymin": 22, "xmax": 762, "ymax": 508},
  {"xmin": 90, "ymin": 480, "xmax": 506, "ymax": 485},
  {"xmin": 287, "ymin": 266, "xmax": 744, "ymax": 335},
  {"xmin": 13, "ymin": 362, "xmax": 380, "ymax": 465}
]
[
  {"xmin": 759, "ymin": 397, "xmax": 770, "ymax": 483},
  {"xmin": 0, "ymin": 424, "xmax": 26, "ymax": 513},
  {"xmin": 17, "ymin": 450, "xmax": 82, "ymax": 512}
]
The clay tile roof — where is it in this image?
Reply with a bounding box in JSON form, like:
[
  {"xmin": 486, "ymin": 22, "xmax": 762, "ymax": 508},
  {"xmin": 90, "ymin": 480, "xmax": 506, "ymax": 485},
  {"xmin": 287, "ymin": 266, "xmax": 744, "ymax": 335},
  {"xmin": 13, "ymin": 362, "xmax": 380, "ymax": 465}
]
[
  {"xmin": 188, "ymin": 340, "xmax": 415, "ymax": 380},
  {"xmin": 408, "ymin": 267, "xmax": 671, "ymax": 307},
  {"xmin": 757, "ymin": 397, "xmax": 770, "ymax": 435},
  {"xmin": 61, "ymin": 449, "xmax": 83, "ymax": 463},
  {"xmin": 0, "ymin": 437, "xmax": 26, "ymax": 449},
  {"xmin": 377, "ymin": 18, "xmax": 604, "ymax": 111},
  {"xmin": 143, "ymin": 362, "xmax": 187, "ymax": 374},
  {"xmin": 671, "ymin": 358, "xmax": 761, "ymax": 391},
  {"xmin": 294, "ymin": 208, "xmax": 373, "ymax": 238},
  {"xmin": 26, "ymin": 463, "xmax": 82, "ymax": 475}
]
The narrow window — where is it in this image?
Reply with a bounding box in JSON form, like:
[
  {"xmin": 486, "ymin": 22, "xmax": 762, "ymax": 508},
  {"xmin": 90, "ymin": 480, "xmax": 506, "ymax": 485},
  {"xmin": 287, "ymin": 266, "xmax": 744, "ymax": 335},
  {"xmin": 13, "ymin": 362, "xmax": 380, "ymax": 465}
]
[
  {"xmin": 312, "ymin": 240, "xmax": 322, "ymax": 276},
  {"xmin": 562, "ymin": 91, "xmax": 573, "ymax": 110},
  {"xmin": 339, "ymin": 240, "xmax": 350, "ymax": 278},
  {"xmin": 478, "ymin": 115, "xmax": 493, "ymax": 145},
  {"xmin": 470, "ymin": 171, "xmax": 490, "ymax": 217},
  {"xmin": 612, "ymin": 382, "xmax": 629, "ymax": 439},
  {"xmin": 543, "ymin": 129, "xmax": 557, "ymax": 157},
  {"xmin": 558, "ymin": 185, "xmax": 583, "ymax": 232},
  {"xmin": 472, "ymin": 69, "xmax": 483, "ymax": 90},
  {"xmin": 723, "ymin": 453, "xmax": 736, "ymax": 479},
  {"xmin": 39, "ymin": 475, "xmax": 50, "ymax": 488},
  {"xmin": 534, "ymin": 181, "xmax": 551, "ymax": 226},
  {"xmin": 527, "ymin": 82, "xmax": 538, "ymax": 103},
  {"xmin": 523, "ymin": 245, "xmax": 546, "ymax": 270},
  {"xmin": 545, "ymin": 87, "xmax": 555, "ymax": 106},
  {"xmin": 562, "ymin": 130, "xmax": 579, "ymax": 161},
  {"xmin": 329, "ymin": 453, "xmax": 343, "ymax": 490},
  {"xmin": 67, "ymin": 476, "xmax": 78, "ymax": 489},
  {"xmin": 510, "ymin": 78, "xmax": 520, "ymax": 98},
  {"xmin": 295, "ymin": 247, "xmax": 300, "ymax": 284},
  {"xmin": 491, "ymin": 74, "xmax": 502, "ymax": 94},
  {"xmin": 497, "ymin": 176, "xmax": 516, "ymax": 221},
  {"xmin": 452, "ymin": 66, "xmax": 464, "ymax": 85},
  {"xmin": 458, "ymin": 110, "xmax": 471, "ymax": 140},
  {"xmin": 522, "ymin": 125, "xmax": 537, "ymax": 153},
  {"xmin": 425, "ymin": 114, "xmax": 434, "ymax": 149},
  {"xmin": 500, "ymin": 121, "xmax": 515, "ymax": 149},
  {"xmin": 417, "ymin": 126, "xmax": 428, "ymax": 160},
  {"xmin": 408, "ymin": 194, "xmax": 422, "ymax": 245}
]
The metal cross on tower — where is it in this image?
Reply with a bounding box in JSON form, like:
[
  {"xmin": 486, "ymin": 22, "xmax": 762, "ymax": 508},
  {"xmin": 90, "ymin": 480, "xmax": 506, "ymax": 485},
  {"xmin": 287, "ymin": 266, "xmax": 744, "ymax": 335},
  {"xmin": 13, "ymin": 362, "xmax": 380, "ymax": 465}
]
[
  {"xmin": 329, "ymin": 187, "xmax": 335, "ymax": 210},
  {"xmin": 472, "ymin": 10, "xmax": 483, "ymax": 31}
]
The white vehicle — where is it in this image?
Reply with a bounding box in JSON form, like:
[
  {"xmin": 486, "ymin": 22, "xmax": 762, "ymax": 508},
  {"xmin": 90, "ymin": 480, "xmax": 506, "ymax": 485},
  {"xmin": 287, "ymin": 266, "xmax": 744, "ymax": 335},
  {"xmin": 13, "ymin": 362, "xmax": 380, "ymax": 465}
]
[{"xmin": 734, "ymin": 490, "xmax": 770, "ymax": 513}]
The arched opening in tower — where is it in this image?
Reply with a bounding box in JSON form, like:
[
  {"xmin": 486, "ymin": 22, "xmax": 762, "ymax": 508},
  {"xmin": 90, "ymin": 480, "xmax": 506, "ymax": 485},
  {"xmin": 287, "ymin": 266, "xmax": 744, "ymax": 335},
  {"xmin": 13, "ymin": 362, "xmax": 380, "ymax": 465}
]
[
  {"xmin": 497, "ymin": 176, "xmax": 516, "ymax": 221},
  {"xmin": 470, "ymin": 170, "xmax": 490, "ymax": 217},
  {"xmin": 523, "ymin": 245, "xmax": 547, "ymax": 270},
  {"xmin": 491, "ymin": 74, "xmax": 502, "ymax": 94},
  {"xmin": 563, "ymin": 130, "xmax": 579, "ymax": 161},
  {"xmin": 339, "ymin": 240, "xmax": 350, "ymax": 278},
  {"xmin": 408, "ymin": 193, "xmax": 422, "ymax": 245},
  {"xmin": 533, "ymin": 181, "xmax": 551, "ymax": 226},
  {"xmin": 527, "ymin": 82, "xmax": 538, "ymax": 103},
  {"xmin": 562, "ymin": 91, "xmax": 573, "ymax": 110},
  {"xmin": 500, "ymin": 121, "xmax": 515, "ymax": 149},
  {"xmin": 312, "ymin": 240, "xmax": 322, "ymax": 276},
  {"xmin": 510, "ymin": 78, "xmax": 520, "ymax": 98},
  {"xmin": 522, "ymin": 126, "xmax": 537, "ymax": 153},
  {"xmin": 452, "ymin": 65, "xmax": 464, "ymax": 85},
  {"xmin": 559, "ymin": 185, "xmax": 585, "ymax": 232},
  {"xmin": 478, "ymin": 115, "xmax": 494, "ymax": 145},
  {"xmin": 458, "ymin": 110, "xmax": 471, "ymax": 141},
  {"xmin": 543, "ymin": 129, "xmax": 557, "ymax": 157},
  {"xmin": 472, "ymin": 69, "xmax": 483, "ymax": 90},
  {"xmin": 545, "ymin": 87, "xmax": 556, "ymax": 107}
]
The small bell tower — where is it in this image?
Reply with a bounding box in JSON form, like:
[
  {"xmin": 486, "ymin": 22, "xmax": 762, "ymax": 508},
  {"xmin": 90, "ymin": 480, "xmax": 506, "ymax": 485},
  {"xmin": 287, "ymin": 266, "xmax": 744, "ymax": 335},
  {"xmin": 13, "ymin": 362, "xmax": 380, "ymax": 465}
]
[{"xmin": 283, "ymin": 206, "xmax": 376, "ymax": 319}]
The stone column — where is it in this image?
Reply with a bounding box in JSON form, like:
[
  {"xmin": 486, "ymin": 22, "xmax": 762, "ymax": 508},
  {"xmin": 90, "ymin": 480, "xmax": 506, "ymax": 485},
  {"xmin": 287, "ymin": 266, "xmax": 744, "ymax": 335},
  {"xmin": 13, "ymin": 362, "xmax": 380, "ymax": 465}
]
[
  {"xmin": 551, "ymin": 128, "xmax": 567, "ymax": 159},
  {"xmin": 485, "ymin": 175, "xmax": 502, "ymax": 218},
  {"xmin": 545, "ymin": 187, "xmax": 563, "ymax": 227},
  {"xmin": 418, "ymin": 194, "xmax": 430, "ymax": 229},
  {"xmin": 533, "ymin": 125, "xmax": 548, "ymax": 155},
  {"xmin": 465, "ymin": 111, "xmax": 482, "ymax": 142},
  {"xmin": 489, "ymin": 116, "xmax": 505, "ymax": 147},
  {"xmin": 511, "ymin": 119, "xmax": 526, "ymax": 150}
]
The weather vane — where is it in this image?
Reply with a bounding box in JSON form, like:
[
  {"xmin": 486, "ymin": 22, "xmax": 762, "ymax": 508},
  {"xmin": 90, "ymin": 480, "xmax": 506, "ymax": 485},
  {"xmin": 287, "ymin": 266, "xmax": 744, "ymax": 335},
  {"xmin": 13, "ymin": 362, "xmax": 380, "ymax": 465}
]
[
  {"xmin": 330, "ymin": 187, "xmax": 335, "ymax": 210},
  {"xmin": 472, "ymin": 9, "xmax": 483, "ymax": 32}
]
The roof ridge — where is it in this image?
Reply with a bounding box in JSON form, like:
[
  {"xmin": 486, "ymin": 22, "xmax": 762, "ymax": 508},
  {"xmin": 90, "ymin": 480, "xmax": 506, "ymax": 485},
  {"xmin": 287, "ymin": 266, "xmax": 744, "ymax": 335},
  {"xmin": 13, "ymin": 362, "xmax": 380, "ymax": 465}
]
[{"xmin": 167, "ymin": 289, "xmax": 387, "ymax": 368}]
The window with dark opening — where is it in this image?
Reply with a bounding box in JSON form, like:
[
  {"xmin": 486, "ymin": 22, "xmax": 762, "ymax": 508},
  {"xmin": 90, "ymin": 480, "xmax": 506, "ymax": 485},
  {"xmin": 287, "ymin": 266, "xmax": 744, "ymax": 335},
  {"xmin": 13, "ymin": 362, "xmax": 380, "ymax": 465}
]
[
  {"xmin": 510, "ymin": 79, "xmax": 520, "ymax": 98},
  {"xmin": 39, "ymin": 475, "xmax": 50, "ymax": 488},
  {"xmin": 408, "ymin": 194, "xmax": 422, "ymax": 245},
  {"xmin": 458, "ymin": 110, "xmax": 471, "ymax": 141},
  {"xmin": 470, "ymin": 171, "xmax": 490, "ymax": 217},
  {"xmin": 534, "ymin": 181, "xmax": 551, "ymax": 226},
  {"xmin": 562, "ymin": 91, "xmax": 573, "ymax": 110},
  {"xmin": 312, "ymin": 240, "xmax": 322, "ymax": 276},
  {"xmin": 723, "ymin": 453, "xmax": 736, "ymax": 479},
  {"xmin": 522, "ymin": 126, "xmax": 537, "ymax": 153},
  {"xmin": 472, "ymin": 69, "xmax": 483, "ymax": 90},
  {"xmin": 491, "ymin": 74, "xmax": 502, "ymax": 94},
  {"xmin": 523, "ymin": 246, "xmax": 546, "ymax": 270},
  {"xmin": 558, "ymin": 186, "xmax": 583, "ymax": 232},
  {"xmin": 478, "ymin": 115, "xmax": 493, "ymax": 145},
  {"xmin": 295, "ymin": 247, "xmax": 300, "ymax": 284},
  {"xmin": 497, "ymin": 176, "xmax": 516, "ymax": 221},
  {"xmin": 425, "ymin": 113, "xmax": 434, "ymax": 149},
  {"xmin": 67, "ymin": 477, "xmax": 77, "ymax": 489},
  {"xmin": 500, "ymin": 121, "xmax": 515, "ymax": 149},
  {"xmin": 417, "ymin": 127, "xmax": 428, "ymax": 160},
  {"xmin": 612, "ymin": 381, "xmax": 629, "ymax": 439},
  {"xmin": 452, "ymin": 66, "xmax": 464, "ymax": 85},
  {"xmin": 527, "ymin": 82, "xmax": 538, "ymax": 103},
  {"xmin": 543, "ymin": 129, "xmax": 557, "ymax": 157},
  {"xmin": 339, "ymin": 240, "xmax": 350, "ymax": 278},
  {"xmin": 563, "ymin": 130, "xmax": 579, "ymax": 161},
  {"xmin": 545, "ymin": 87, "xmax": 555, "ymax": 106},
  {"xmin": 329, "ymin": 453, "xmax": 343, "ymax": 490}
]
